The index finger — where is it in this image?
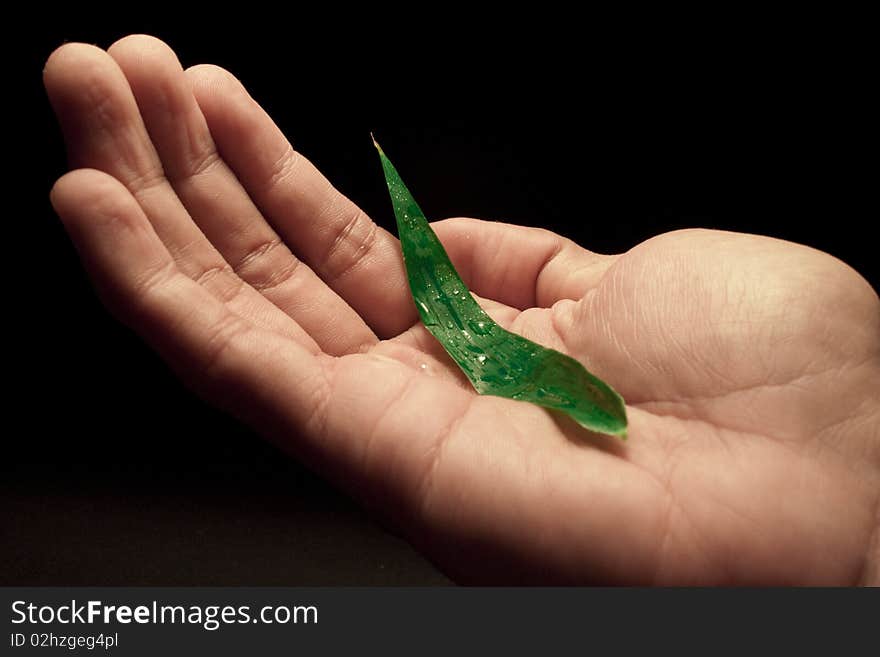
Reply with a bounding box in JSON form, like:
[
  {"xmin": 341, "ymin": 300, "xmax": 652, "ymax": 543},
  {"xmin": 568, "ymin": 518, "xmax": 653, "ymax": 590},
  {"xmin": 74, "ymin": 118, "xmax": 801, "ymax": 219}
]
[{"xmin": 186, "ymin": 65, "xmax": 417, "ymax": 338}]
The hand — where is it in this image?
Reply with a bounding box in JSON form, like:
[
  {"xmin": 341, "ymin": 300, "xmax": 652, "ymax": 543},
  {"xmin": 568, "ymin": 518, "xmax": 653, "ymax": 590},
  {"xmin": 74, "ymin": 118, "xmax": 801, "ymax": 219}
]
[{"xmin": 45, "ymin": 35, "xmax": 880, "ymax": 585}]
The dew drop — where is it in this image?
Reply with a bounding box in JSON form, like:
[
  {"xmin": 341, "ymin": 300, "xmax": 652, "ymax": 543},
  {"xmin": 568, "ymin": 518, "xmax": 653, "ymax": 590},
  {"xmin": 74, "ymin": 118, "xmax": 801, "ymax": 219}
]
[
  {"xmin": 469, "ymin": 320, "xmax": 491, "ymax": 336},
  {"xmin": 418, "ymin": 300, "xmax": 438, "ymax": 325}
]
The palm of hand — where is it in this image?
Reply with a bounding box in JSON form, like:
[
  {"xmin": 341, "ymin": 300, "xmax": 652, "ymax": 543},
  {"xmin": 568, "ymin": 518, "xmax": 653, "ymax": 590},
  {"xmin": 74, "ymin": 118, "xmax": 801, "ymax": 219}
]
[
  {"xmin": 45, "ymin": 37, "xmax": 880, "ymax": 584},
  {"xmin": 374, "ymin": 228, "xmax": 879, "ymax": 584}
]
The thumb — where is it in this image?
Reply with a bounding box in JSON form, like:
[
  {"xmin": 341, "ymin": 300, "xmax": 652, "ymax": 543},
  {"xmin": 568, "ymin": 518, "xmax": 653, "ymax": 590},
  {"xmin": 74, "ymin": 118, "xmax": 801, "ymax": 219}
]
[{"xmin": 432, "ymin": 217, "xmax": 617, "ymax": 310}]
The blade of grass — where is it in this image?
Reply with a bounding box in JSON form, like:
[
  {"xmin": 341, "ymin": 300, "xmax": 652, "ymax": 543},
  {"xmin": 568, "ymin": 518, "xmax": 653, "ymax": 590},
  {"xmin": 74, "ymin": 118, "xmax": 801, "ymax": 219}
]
[{"xmin": 374, "ymin": 138, "xmax": 627, "ymax": 438}]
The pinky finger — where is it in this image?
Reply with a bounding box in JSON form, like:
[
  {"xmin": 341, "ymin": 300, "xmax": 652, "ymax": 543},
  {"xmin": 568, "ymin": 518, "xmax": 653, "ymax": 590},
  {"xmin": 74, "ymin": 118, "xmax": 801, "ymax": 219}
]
[{"xmin": 50, "ymin": 169, "xmax": 325, "ymax": 403}]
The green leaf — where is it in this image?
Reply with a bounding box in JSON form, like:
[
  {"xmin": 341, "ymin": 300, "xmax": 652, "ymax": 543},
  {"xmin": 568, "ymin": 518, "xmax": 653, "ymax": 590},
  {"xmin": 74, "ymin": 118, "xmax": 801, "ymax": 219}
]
[{"xmin": 374, "ymin": 138, "xmax": 628, "ymax": 438}]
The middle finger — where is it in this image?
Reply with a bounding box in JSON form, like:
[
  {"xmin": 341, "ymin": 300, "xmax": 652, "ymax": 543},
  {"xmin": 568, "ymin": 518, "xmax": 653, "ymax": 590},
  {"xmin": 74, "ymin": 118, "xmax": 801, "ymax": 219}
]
[{"xmin": 106, "ymin": 35, "xmax": 378, "ymax": 356}]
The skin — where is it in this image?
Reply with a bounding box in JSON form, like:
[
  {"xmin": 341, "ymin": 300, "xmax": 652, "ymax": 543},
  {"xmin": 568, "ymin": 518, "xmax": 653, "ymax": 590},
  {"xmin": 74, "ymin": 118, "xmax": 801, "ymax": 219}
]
[{"xmin": 45, "ymin": 35, "xmax": 880, "ymax": 585}]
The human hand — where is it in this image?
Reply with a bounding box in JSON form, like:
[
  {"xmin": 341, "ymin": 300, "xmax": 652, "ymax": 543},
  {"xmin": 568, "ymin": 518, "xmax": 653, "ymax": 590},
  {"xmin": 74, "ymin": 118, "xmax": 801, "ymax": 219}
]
[{"xmin": 45, "ymin": 35, "xmax": 880, "ymax": 585}]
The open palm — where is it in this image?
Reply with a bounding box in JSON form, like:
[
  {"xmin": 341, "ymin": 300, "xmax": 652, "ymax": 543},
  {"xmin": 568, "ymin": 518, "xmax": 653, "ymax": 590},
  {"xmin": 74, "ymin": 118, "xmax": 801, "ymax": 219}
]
[{"xmin": 46, "ymin": 36, "xmax": 880, "ymax": 585}]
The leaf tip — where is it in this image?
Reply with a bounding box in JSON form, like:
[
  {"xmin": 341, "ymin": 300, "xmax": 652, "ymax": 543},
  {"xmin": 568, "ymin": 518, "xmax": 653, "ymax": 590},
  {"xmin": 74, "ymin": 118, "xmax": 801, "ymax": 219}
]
[
  {"xmin": 370, "ymin": 132, "xmax": 383, "ymax": 154},
  {"xmin": 599, "ymin": 422, "xmax": 628, "ymax": 440}
]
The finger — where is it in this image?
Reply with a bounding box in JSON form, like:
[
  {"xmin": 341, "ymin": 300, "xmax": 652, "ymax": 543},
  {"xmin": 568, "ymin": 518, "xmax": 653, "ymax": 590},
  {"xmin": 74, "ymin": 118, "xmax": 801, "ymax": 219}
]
[
  {"xmin": 433, "ymin": 217, "xmax": 618, "ymax": 309},
  {"xmin": 50, "ymin": 168, "xmax": 320, "ymax": 368},
  {"xmin": 49, "ymin": 168, "xmax": 463, "ymax": 535},
  {"xmin": 51, "ymin": 168, "xmax": 352, "ymax": 480},
  {"xmin": 44, "ymin": 42, "xmax": 371, "ymax": 356},
  {"xmin": 106, "ymin": 35, "xmax": 376, "ymax": 355},
  {"xmin": 48, "ymin": 169, "xmax": 420, "ymax": 522},
  {"xmin": 44, "ymin": 44, "xmax": 228, "ymax": 282},
  {"xmin": 186, "ymin": 64, "xmax": 417, "ymax": 338},
  {"xmin": 43, "ymin": 43, "xmax": 295, "ymax": 339}
]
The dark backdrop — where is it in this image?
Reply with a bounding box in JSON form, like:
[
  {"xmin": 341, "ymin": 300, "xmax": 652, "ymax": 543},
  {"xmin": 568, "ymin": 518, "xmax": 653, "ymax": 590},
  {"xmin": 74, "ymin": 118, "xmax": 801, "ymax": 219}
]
[{"xmin": 4, "ymin": 16, "xmax": 873, "ymax": 585}]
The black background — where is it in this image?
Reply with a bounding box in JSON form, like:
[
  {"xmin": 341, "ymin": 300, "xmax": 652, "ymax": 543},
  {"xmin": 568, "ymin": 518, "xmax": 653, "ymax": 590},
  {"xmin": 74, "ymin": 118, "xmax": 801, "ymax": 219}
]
[{"xmin": 4, "ymin": 14, "xmax": 874, "ymax": 585}]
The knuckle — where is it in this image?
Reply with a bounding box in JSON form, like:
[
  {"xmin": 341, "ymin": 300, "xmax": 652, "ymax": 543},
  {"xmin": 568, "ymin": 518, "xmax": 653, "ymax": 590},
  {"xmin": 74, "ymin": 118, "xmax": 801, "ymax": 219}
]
[
  {"xmin": 193, "ymin": 264, "xmax": 246, "ymax": 305},
  {"xmin": 231, "ymin": 236, "xmax": 303, "ymax": 294},
  {"xmin": 81, "ymin": 73, "xmax": 126, "ymax": 130},
  {"xmin": 131, "ymin": 260, "xmax": 178, "ymax": 299},
  {"xmin": 167, "ymin": 146, "xmax": 222, "ymax": 185},
  {"xmin": 322, "ymin": 205, "xmax": 379, "ymax": 282},
  {"xmin": 300, "ymin": 360, "xmax": 334, "ymax": 439},
  {"xmin": 249, "ymin": 257, "xmax": 302, "ymax": 294},
  {"xmin": 119, "ymin": 261, "xmax": 180, "ymax": 324},
  {"xmin": 265, "ymin": 145, "xmax": 300, "ymax": 192},
  {"xmin": 234, "ymin": 236, "xmax": 283, "ymax": 270},
  {"xmin": 199, "ymin": 313, "xmax": 252, "ymax": 380}
]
